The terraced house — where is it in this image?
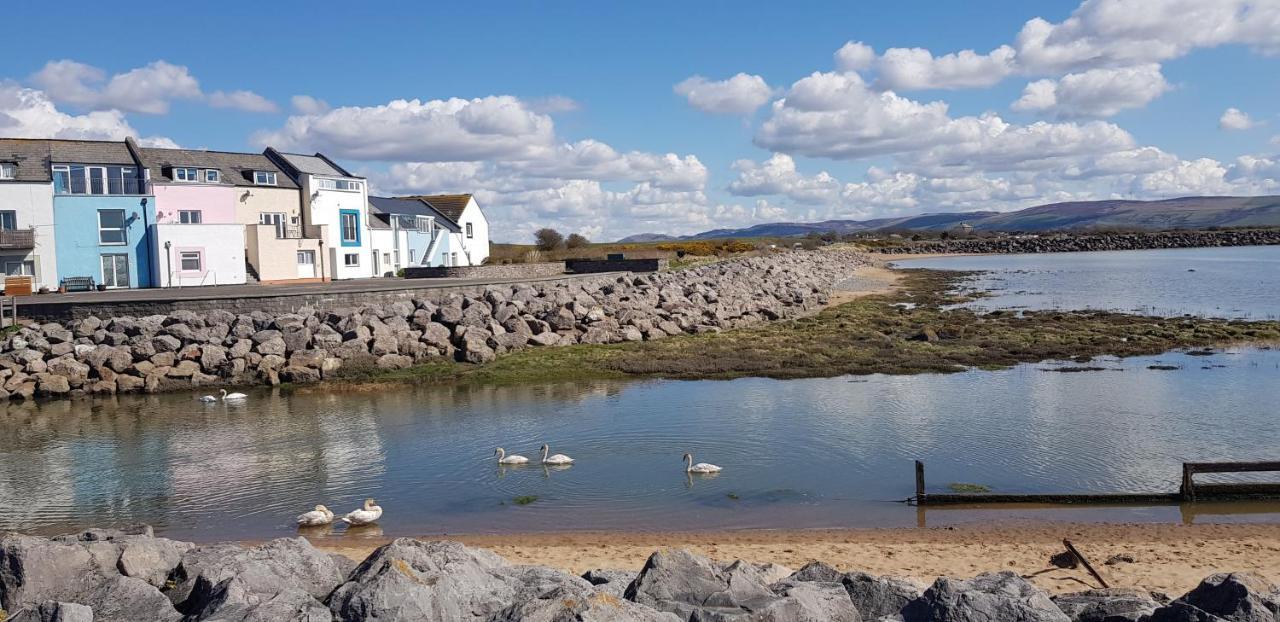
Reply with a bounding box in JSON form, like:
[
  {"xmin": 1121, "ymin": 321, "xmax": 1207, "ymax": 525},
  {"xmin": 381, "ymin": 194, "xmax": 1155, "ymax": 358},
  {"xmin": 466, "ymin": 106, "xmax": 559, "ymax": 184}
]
[
  {"xmin": 0, "ymin": 139, "xmax": 58, "ymax": 291},
  {"xmin": 265, "ymin": 149, "xmax": 372, "ymax": 280},
  {"xmin": 393, "ymin": 194, "xmax": 490, "ymax": 266}
]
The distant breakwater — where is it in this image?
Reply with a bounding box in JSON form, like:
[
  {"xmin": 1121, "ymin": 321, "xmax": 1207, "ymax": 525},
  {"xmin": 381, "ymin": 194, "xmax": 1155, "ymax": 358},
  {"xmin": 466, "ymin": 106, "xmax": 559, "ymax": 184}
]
[{"xmin": 871, "ymin": 228, "xmax": 1280, "ymax": 255}]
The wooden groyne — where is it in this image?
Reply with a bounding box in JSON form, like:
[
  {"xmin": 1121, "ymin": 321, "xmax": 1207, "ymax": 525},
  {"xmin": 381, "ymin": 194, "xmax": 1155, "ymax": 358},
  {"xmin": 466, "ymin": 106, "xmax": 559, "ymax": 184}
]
[{"xmin": 911, "ymin": 460, "xmax": 1280, "ymax": 506}]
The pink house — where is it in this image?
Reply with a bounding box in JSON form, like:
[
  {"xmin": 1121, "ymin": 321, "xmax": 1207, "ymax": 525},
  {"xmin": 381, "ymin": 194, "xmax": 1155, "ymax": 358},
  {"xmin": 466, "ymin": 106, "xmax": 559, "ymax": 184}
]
[{"xmin": 139, "ymin": 148, "xmax": 247, "ymax": 287}]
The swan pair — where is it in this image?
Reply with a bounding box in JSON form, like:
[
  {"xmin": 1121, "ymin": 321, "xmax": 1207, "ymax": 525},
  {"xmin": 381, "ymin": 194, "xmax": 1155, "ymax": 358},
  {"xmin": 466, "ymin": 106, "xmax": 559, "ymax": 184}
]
[
  {"xmin": 296, "ymin": 498, "xmax": 383, "ymax": 527},
  {"xmin": 199, "ymin": 389, "xmax": 247, "ymax": 403},
  {"xmin": 495, "ymin": 444, "xmax": 574, "ymax": 465}
]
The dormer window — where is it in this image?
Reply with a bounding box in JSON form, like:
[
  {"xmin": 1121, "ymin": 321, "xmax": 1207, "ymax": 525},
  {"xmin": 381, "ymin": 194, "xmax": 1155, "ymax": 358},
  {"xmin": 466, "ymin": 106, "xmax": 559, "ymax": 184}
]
[
  {"xmin": 0, "ymin": 163, "xmax": 14, "ymax": 180},
  {"xmin": 317, "ymin": 178, "xmax": 361, "ymax": 191},
  {"xmin": 254, "ymin": 171, "xmax": 277, "ymax": 186},
  {"xmin": 173, "ymin": 167, "xmax": 199, "ymax": 182},
  {"xmin": 205, "ymin": 169, "xmax": 220, "ymax": 183}
]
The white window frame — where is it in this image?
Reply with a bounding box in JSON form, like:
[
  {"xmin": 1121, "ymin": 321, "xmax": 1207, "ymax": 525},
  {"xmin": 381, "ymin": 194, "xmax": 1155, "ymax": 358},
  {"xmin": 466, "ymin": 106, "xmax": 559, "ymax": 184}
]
[
  {"xmin": 340, "ymin": 212, "xmax": 358, "ymax": 243},
  {"xmin": 317, "ymin": 178, "xmax": 361, "ymax": 191},
  {"xmin": 178, "ymin": 210, "xmax": 202, "ymax": 224},
  {"xmin": 173, "ymin": 167, "xmax": 199, "ymax": 182},
  {"xmin": 416, "ymin": 216, "xmax": 432, "ymax": 232},
  {"xmin": 343, "ymin": 253, "xmax": 360, "ymax": 267},
  {"xmin": 205, "ymin": 169, "xmax": 220, "ymax": 183},
  {"xmin": 4, "ymin": 260, "xmax": 34, "ymax": 276},
  {"xmin": 253, "ymin": 171, "xmax": 277, "ymax": 186},
  {"xmin": 409, "ymin": 249, "xmax": 416, "ymax": 263},
  {"xmin": 0, "ymin": 211, "xmax": 16, "ymax": 231},
  {"xmin": 466, "ymin": 222, "xmax": 474, "ymax": 238},
  {"xmin": 98, "ymin": 209, "xmax": 127, "ymax": 245},
  {"xmin": 178, "ymin": 251, "xmax": 202, "ymax": 272},
  {"xmin": 0, "ymin": 163, "xmax": 14, "ymax": 180}
]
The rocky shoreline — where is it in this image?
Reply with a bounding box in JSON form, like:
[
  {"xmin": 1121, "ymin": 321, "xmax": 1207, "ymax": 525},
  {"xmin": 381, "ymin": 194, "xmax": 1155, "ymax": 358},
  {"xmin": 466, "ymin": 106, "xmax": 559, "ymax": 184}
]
[
  {"xmin": 0, "ymin": 251, "xmax": 867, "ymax": 402},
  {"xmin": 2, "ymin": 529, "xmax": 1277, "ymax": 621},
  {"xmin": 871, "ymin": 228, "xmax": 1280, "ymax": 255}
]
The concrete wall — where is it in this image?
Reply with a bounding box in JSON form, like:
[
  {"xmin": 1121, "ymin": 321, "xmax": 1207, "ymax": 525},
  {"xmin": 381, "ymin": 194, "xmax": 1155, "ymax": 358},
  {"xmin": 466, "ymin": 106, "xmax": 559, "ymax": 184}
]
[
  {"xmin": 151, "ymin": 223, "xmax": 247, "ymax": 287},
  {"xmin": 245, "ymin": 224, "xmax": 324, "ymax": 283},
  {"xmin": 53, "ymin": 194, "xmax": 154, "ymax": 288},
  {"xmin": 565, "ymin": 258, "xmax": 667, "ymax": 273},
  {"xmin": 151, "ymin": 184, "xmax": 238, "ymax": 224},
  {"xmin": 404, "ymin": 262, "xmax": 566, "ymax": 279},
  {"xmin": 0, "ymin": 182, "xmax": 57, "ymax": 290}
]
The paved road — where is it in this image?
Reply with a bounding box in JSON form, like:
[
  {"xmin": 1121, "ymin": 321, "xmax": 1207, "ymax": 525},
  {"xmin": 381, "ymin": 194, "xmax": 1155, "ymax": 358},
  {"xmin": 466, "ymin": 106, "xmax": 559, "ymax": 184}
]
[{"xmin": 17, "ymin": 273, "xmax": 611, "ymax": 305}]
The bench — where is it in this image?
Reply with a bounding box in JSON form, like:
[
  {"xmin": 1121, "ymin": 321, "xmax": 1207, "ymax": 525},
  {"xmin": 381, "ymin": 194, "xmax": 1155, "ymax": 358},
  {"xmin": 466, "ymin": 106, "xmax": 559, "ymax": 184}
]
[{"xmin": 61, "ymin": 276, "xmax": 96, "ymax": 292}]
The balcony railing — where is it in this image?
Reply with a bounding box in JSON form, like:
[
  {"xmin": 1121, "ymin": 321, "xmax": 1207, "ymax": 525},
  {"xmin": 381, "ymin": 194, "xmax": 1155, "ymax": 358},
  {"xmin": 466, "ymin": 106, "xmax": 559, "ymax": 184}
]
[
  {"xmin": 279, "ymin": 226, "xmax": 303, "ymax": 239},
  {"xmin": 0, "ymin": 229, "xmax": 34, "ymax": 249},
  {"xmin": 55, "ymin": 178, "xmax": 151, "ymax": 196}
]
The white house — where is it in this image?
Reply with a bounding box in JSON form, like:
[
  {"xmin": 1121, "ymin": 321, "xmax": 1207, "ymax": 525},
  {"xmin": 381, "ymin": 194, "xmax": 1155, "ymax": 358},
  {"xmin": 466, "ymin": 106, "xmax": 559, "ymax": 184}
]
[
  {"xmin": 265, "ymin": 149, "xmax": 372, "ymax": 280},
  {"xmin": 0, "ymin": 139, "xmax": 59, "ymax": 291},
  {"xmin": 397, "ymin": 194, "xmax": 490, "ymax": 266}
]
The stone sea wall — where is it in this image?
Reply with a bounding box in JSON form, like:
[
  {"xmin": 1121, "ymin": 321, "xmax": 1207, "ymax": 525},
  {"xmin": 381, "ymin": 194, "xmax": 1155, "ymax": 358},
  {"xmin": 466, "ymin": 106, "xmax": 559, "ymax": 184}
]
[
  {"xmin": 3, "ymin": 529, "xmax": 1277, "ymax": 621},
  {"xmin": 873, "ymin": 228, "xmax": 1280, "ymax": 255},
  {"xmin": 0, "ymin": 250, "xmax": 867, "ymax": 401}
]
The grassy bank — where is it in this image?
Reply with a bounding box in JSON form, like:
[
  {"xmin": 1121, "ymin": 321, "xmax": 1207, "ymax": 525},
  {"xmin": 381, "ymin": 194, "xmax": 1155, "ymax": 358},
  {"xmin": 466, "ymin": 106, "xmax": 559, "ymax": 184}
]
[{"xmin": 321, "ymin": 268, "xmax": 1280, "ymax": 390}]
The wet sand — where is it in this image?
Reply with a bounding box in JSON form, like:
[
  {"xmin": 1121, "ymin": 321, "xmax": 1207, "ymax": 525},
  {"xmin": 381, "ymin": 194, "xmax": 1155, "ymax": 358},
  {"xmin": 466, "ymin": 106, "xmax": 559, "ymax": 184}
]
[{"xmin": 311, "ymin": 522, "xmax": 1280, "ymax": 595}]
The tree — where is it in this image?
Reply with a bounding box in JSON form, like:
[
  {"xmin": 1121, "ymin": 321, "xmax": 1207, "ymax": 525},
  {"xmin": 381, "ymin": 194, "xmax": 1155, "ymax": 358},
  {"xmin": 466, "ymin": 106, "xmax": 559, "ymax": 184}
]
[
  {"xmin": 565, "ymin": 233, "xmax": 590, "ymax": 249},
  {"xmin": 534, "ymin": 228, "xmax": 564, "ymax": 251}
]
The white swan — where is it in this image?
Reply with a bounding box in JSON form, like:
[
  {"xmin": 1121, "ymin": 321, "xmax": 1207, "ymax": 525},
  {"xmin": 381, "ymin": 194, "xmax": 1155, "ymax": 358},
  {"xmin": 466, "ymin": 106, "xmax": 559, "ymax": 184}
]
[
  {"xmin": 540, "ymin": 444, "xmax": 574, "ymax": 465},
  {"xmin": 198, "ymin": 394, "xmax": 218, "ymax": 402},
  {"xmin": 341, "ymin": 498, "xmax": 383, "ymax": 525},
  {"xmin": 296, "ymin": 504, "xmax": 334, "ymax": 527},
  {"xmin": 683, "ymin": 452, "xmax": 722, "ymax": 474},
  {"xmin": 221, "ymin": 389, "xmax": 248, "ymax": 401},
  {"xmin": 495, "ymin": 447, "xmax": 529, "ymax": 464}
]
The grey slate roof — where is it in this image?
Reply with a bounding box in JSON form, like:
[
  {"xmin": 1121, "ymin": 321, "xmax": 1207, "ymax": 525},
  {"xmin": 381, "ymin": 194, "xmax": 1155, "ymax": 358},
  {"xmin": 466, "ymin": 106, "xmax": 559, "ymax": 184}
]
[
  {"xmin": 368, "ymin": 196, "xmax": 461, "ymax": 231},
  {"xmin": 277, "ymin": 152, "xmax": 353, "ymax": 177},
  {"xmin": 0, "ymin": 139, "xmax": 54, "ymax": 182},
  {"xmin": 46, "ymin": 139, "xmax": 136, "ymax": 165},
  {"xmin": 139, "ymin": 147, "xmax": 299, "ymax": 189}
]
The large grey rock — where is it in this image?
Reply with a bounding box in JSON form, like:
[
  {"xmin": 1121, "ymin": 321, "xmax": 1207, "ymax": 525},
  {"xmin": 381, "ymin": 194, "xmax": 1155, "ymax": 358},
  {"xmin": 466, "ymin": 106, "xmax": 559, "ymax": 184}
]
[
  {"xmin": 1149, "ymin": 573, "xmax": 1280, "ymax": 622},
  {"xmin": 182, "ymin": 576, "xmax": 331, "ymax": 621},
  {"xmin": 116, "ymin": 535, "xmax": 193, "ymax": 588},
  {"xmin": 625, "ymin": 549, "xmax": 805, "ymax": 621},
  {"xmin": 840, "ymin": 573, "xmax": 922, "ymax": 621},
  {"xmin": 170, "ymin": 538, "xmax": 352, "ymax": 615},
  {"xmin": 582, "ymin": 569, "xmax": 638, "ymax": 598},
  {"xmin": 901, "ymin": 572, "xmax": 1069, "ymax": 622},
  {"xmin": 82, "ymin": 575, "xmax": 180, "ymax": 622},
  {"xmin": 488, "ymin": 585, "xmax": 680, "ymax": 621},
  {"xmin": 1053, "ymin": 588, "xmax": 1163, "ymax": 622},
  {"xmin": 7, "ymin": 601, "xmax": 94, "ymax": 622},
  {"xmin": 0, "ymin": 534, "xmax": 107, "ymax": 611}
]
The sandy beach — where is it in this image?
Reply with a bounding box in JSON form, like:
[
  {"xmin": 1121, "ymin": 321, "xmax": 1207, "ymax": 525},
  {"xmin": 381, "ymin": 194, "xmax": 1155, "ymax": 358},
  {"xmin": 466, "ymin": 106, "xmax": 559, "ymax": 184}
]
[{"xmin": 311, "ymin": 522, "xmax": 1280, "ymax": 596}]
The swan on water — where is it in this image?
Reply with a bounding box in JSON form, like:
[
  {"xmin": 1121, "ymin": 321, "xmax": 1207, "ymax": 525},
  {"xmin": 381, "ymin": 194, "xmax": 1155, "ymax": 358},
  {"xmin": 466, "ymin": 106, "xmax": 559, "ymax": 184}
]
[
  {"xmin": 198, "ymin": 394, "xmax": 218, "ymax": 402},
  {"xmin": 341, "ymin": 499, "xmax": 383, "ymax": 525},
  {"xmin": 296, "ymin": 504, "xmax": 334, "ymax": 527},
  {"xmin": 495, "ymin": 447, "xmax": 529, "ymax": 464},
  {"xmin": 540, "ymin": 444, "xmax": 574, "ymax": 465},
  {"xmin": 221, "ymin": 389, "xmax": 248, "ymax": 401},
  {"xmin": 683, "ymin": 452, "xmax": 722, "ymax": 474}
]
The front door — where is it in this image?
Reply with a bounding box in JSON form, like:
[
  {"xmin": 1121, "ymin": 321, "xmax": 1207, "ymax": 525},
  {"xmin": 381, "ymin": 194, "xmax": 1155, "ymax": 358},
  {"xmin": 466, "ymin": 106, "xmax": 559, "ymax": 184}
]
[
  {"xmin": 100, "ymin": 254, "xmax": 129, "ymax": 289},
  {"xmin": 296, "ymin": 250, "xmax": 316, "ymax": 279},
  {"xmin": 372, "ymin": 249, "xmax": 380, "ymax": 276},
  {"xmin": 87, "ymin": 167, "xmax": 107, "ymax": 195}
]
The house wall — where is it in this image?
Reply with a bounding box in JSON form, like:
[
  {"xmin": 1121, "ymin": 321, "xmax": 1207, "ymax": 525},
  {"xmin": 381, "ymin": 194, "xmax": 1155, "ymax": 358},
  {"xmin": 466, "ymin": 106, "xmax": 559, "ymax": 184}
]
[
  {"xmin": 151, "ymin": 223, "xmax": 247, "ymax": 287},
  {"xmin": 53, "ymin": 194, "xmax": 154, "ymax": 288},
  {"xmin": 301, "ymin": 176, "xmax": 370, "ymax": 280},
  {"xmin": 368, "ymin": 227, "xmax": 399, "ymax": 276},
  {"xmin": 233, "ymin": 186, "xmax": 302, "ymax": 227},
  {"xmin": 245, "ymin": 224, "xmax": 325, "ymax": 283},
  {"xmin": 457, "ymin": 199, "xmax": 490, "ymax": 265},
  {"xmin": 151, "ymin": 184, "xmax": 238, "ymax": 224},
  {"xmin": 0, "ymin": 182, "xmax": 57, "ymax": 290},
  {"xmin": 404, "ymin": 229, "xmax": 432, "ymax": 266}
]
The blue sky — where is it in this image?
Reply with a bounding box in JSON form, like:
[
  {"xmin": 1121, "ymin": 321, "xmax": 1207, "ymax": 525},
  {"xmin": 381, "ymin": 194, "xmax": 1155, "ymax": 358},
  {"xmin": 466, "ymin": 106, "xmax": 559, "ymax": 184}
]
[{"xmin": 3, "ymin": 1, "xmax": 1278, "ymax": 242}]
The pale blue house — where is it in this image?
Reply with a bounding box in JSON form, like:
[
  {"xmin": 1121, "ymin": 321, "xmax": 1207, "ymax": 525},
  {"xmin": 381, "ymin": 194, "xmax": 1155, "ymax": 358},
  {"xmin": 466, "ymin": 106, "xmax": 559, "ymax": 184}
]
[
  {"xmin": 49, "ymin": 138, "xmax": 156, "ymax": 289},
  {"xmin": 367, "ymin": 196, "xmax": 462, "ymax": 268}
]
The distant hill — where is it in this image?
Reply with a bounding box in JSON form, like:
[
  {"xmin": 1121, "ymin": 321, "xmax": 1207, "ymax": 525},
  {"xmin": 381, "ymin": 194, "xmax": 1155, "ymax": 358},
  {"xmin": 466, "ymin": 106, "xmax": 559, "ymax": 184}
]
[{"xmin": 616, "ymin": 196, "xmax": 1280, "ymax": 241}]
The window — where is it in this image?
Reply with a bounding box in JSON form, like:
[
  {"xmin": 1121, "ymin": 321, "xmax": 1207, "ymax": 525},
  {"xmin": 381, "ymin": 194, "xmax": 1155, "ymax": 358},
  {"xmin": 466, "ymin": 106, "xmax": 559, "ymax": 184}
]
[
  {"xmin": 98, "ymin": 210, "xmax": 127, "ymax": 245},
  {"xmin": 466, "ymin": 222, "xmax": 474, "ymax": 238},
  {"xmin": 178, "ymin": 210, "xmax": 202, "ymax": 224},
  {"xmin": 4, "ymin": 260, "xmax": 34, "ymax": 276},
  {"xmin": 343, "ymin": 253, "xmax": 359, "ymax": 267},
  {"xmin": 173, "ymin": 167, "xmax": 199, "ymax": 182},
  {"xmin": 52, "ymin": 165, "xmax": 69, "ymax": 192},
  {"xmin": 178, "ymin": 251, "xmax": 202, "ymax": 272},
  {"xmin": 409, "ymin": 249, "xmax": 416, "ymax": 263},
  {"xmin": 416, "ymin": 216, "xmax": 432, "ymax": 232},
  {"xmin": 393, "ymin": 248, "xmax": 400, "ymax": 266},
  {"xmin": 259, "ymin": 212, "xmax": 286, "ymax": 238},
  {"xmin": 340, "ymin": 211, "xmax": 359, "ymax": 245},
  {"xmin": 383, "ymin": 252, "xmax": 391, "ymax": 265},
  {"xmin": 205, "ymin": 169, "xmax": 220, "ymax": 183},
  {"xmin": 253, "ymin": 171, "xmax": 277, "ymax": 186},
  {"xmin": 0, "ymin": 163, "xmax": 14, "ymax": 180},
  {"xmin": 317, "ymin": 178, "xmax": 361, "ymax": 191},
  {"xmin": 0, "ymin": 211, "xmax": 16, "ymax": 231}
]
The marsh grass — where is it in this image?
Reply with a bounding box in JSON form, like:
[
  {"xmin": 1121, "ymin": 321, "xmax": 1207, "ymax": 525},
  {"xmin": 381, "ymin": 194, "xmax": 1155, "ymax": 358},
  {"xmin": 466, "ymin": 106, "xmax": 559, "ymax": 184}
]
[
  {"xmin": 331, "ymin": 268, "xmax": 1280, "ymax": 389},
  {"xmin": 513, "ymin": 495, "xmax": 538, "ymax": 505}
]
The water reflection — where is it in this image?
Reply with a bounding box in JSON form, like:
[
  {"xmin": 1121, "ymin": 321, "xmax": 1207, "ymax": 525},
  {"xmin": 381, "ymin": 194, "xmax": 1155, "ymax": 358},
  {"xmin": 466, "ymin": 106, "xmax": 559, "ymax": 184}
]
[{"xmin": 2, "ymin": 350, "xmax": 1278, "ymax": 542}]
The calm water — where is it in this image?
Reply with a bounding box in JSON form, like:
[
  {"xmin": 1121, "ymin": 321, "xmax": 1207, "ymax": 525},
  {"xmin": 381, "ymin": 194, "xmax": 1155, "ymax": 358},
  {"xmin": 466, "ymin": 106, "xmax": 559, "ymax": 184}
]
[
  {"xmin": 895, "ymin": 245, "xmax": 1280, "ymax": 319},
  {"xmin": 3, "ymin": 246, "xmax": 1279, "ymax": 541},
  {"xmin": 2, "ymin": 347, "xmax": 1278, "ymax": 541}
]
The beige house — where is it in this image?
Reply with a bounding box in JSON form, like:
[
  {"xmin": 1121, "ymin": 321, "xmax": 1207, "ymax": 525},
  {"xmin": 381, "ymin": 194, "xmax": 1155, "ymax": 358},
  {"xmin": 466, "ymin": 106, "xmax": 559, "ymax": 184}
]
[{"xmin": 203, "ymin": 152, "xmax": 326, "ymax": 283}]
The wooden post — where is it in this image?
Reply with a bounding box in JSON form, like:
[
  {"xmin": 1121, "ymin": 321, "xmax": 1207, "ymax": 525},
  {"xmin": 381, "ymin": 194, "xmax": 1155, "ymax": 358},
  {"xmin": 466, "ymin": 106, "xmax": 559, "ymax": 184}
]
[
  {"xmin": 1063, "ymin": 539, "xmax": 1109, "ymax": 589},
  {"xmin": 1181, "ymin": 463, "xmax": 1196, "ymax": 502},
  {"xmin": 915, "ymin": 460, "xmax": 926, "ymax": 504}
]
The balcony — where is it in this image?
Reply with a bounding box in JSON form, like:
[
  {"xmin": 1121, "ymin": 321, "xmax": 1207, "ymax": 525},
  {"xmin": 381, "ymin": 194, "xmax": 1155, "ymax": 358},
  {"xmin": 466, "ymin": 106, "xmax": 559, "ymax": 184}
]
[
  {"xmin": 0, "ymin": 229, "xmax": 35, "ymax": 249},
  {"xmin": 54, "ymin": 178, "xmax": 151, "ymax": 196}
]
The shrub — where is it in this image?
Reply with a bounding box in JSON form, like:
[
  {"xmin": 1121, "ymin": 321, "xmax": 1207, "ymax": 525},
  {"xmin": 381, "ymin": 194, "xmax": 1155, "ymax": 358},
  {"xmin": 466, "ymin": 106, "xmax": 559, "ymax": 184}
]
[
  {"xmin": 534, "ymin": 228, "xmax": 564, "ymax": 251},
  {"xmin": 565, "ymin": 233, "xmax": 590, "ymax": 249}
]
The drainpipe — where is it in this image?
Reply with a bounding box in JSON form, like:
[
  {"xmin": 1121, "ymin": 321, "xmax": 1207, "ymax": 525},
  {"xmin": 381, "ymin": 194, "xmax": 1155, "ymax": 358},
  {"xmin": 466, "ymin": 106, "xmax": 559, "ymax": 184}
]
[
  {"xmin": 141, "ymin": 196, "xmax": 154, "ymax": 288},
  {"xmin": 163, "ymin": 240, "xmax": 173, "ymax": 288}
]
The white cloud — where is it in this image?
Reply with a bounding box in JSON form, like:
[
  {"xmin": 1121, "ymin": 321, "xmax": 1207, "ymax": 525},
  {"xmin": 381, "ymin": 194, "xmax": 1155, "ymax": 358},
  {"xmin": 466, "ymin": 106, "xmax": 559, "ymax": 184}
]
[
  {"xmin": 674, "ymin": 73, "xmax": 775, "ymax": 116},
  {"xmin": 727, "ymin": 153, "xmax": 841, "ymax": 204},
  {"xmin": 0, "ymin": 82, "xmax": 137, "ymax": 139},
  {"xmin": 875, "ymin": 45, "xmax": 1017, "ymax": 90},
  {"xmin": 208, "ymin": 90, "xmax": 278, "ymax": 113},
  {"xmin": 1012, "ymin": 64, "xmax": 1170, "ymax": 117},
  {"xmin": 1219, "ymin": 107, "xmax": 1259, "ymax": 130},
  {"xmin": 30, "ymin": 60, "xmax": 201, "ymax": 115},
  {"xmin": 834, "ymin": 41, "xmax": 876, "ymax": 72},
  {"xmin": 290, "ymin": 95, "xmax": 330, "ymax": 115}
]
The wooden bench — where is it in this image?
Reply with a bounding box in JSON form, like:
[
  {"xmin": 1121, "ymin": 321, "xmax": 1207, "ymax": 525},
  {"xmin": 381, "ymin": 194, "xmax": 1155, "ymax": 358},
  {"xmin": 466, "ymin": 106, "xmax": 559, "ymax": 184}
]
[{"xmin": 60, "ymin": 276, "xmax": 96, "ymax": 292}]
